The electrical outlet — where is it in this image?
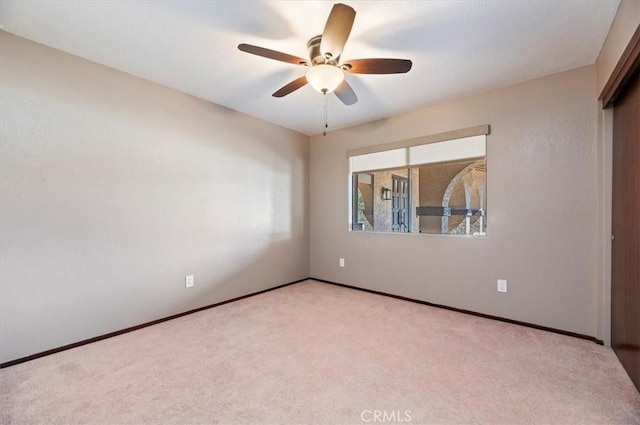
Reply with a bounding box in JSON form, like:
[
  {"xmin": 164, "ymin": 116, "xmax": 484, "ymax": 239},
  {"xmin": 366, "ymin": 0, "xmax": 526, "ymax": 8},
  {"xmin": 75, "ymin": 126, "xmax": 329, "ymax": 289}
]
[
  {"xmin": 185, "ymin": 275, "xmax": 194, "ymax": 288},
  {"xmin": 339, "ymin": 258, "xmax": 345, "ymax": 268},
  {"xmin": 497, "ymin": 279, "xmax": 507, "ymax": 293}
]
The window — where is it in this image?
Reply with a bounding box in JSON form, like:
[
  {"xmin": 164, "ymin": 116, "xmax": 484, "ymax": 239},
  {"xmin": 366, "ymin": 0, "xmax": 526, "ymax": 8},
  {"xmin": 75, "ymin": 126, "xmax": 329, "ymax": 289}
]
[
  {"xmin": 348, "ymin": 126, "xmax": 488, "ymax": 236},
  {"xmin": 352, "ymin": 173, "xmax": 374, "ymax": 231}
]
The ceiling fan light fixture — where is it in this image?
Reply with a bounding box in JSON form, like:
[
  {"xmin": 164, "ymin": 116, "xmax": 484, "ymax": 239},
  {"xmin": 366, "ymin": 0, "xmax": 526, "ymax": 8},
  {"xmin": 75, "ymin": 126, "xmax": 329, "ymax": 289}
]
[
  {"xmin": 238, "ymin": 3, "xmax": 411, "ymax": 104},
  {"xmin": 306, "ymin": 64, "xmax": 344, "ymax": 94}
]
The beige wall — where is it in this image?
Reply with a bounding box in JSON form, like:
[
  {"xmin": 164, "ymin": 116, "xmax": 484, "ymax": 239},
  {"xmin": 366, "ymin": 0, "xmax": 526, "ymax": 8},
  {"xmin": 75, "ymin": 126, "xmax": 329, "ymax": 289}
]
[
  {"xmin": 310, "ymin": 65, "xmax": 599, "ymax": 337},
  {"xmin": 0, "ymin": 33, "xmax": 309, "ymax": 363}
]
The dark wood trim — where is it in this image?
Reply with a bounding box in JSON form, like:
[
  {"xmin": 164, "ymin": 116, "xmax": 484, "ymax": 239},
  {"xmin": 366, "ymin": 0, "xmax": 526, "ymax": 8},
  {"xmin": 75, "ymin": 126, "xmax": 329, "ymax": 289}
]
[
  {"xmin": 311, "ymin": 278, "xmax": 604, "ymax": 345},
  {"xmin": 1, "ymin": 275, "xmax": 604, "ymax": 369},
  {"xmin": 600, "ymin": 24, "xmax": 640, "ymax": 109},
  {"xmin": 0, "ymin": 278, "xmax": 309, "ymax": 369}
]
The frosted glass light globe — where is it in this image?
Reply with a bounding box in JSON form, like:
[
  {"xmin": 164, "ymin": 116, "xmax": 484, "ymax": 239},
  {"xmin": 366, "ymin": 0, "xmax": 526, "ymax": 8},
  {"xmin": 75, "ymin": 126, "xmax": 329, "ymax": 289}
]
[{"xmin": 306, "ymin": 64, "xmax": 344, "ymax": 94}]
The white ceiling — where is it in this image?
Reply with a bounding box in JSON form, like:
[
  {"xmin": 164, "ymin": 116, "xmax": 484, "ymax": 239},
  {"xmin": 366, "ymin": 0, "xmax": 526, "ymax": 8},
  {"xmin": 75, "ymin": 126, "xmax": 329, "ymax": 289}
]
[{"xmin": 0, "ymin": 1, "xmax": 620, "ymax": 136}]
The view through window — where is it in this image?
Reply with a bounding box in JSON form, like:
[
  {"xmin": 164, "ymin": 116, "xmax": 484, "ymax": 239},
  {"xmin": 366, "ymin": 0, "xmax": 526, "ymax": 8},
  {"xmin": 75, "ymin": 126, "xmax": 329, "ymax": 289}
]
[{"xmin": 349, "ymin": 130, "xmax": 488, "ymax": 236}]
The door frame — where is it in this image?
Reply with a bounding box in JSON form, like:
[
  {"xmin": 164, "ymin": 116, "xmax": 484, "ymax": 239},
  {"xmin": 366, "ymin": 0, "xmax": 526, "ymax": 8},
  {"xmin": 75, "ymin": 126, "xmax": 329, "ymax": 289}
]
[{"xmin": 597, "ymin": 24, "xmax": 640, "ymax": 347}]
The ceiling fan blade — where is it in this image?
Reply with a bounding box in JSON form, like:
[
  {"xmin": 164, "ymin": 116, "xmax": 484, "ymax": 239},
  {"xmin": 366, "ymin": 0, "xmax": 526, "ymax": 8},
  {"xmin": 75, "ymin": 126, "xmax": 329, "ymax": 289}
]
[
  {"xmin": 343, "ymin": 58, "xmax": 413, "ymax": 74},
  {"xmin": 272, "ymin": 76, "xmax": 308, "ymax": 97},
  {"xmin": 238, "ymin": 44, "xmax": 308, "ymax": 66},
  {"xmin": 334, "ymin": 79, "xmax": 358, "ymax": 105},
  {"xmin": 320, "ymin": 3, "xmax": 356, "ymax": 60}
]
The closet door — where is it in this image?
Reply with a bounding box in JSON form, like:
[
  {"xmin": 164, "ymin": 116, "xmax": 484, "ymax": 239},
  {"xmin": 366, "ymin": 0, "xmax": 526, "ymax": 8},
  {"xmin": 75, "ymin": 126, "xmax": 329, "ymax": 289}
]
[{"xmin": 611, "ymin": 68, "xmax": 640, "ymax": 392}]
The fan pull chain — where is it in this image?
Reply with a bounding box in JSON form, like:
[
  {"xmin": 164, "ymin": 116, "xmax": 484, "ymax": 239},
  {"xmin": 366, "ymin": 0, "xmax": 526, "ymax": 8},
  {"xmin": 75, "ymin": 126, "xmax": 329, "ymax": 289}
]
[{"xmin": 323, "ymin": 93, "xmax": 328, "ymax": 136}]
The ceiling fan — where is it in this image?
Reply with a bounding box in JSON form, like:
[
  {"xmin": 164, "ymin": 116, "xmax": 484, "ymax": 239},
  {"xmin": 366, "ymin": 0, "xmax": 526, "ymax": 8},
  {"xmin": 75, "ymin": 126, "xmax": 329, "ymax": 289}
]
[{"xmin": 238, "ymin": 3, "xmax": 412, "ymax": 106}]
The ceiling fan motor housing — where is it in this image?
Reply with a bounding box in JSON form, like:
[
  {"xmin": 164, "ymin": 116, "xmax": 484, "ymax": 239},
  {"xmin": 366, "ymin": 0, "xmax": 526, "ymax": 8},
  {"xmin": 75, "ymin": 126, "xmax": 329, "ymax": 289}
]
[{"xmin": 307, "ymin": 35, "xmax": 338, "ymax": 65}]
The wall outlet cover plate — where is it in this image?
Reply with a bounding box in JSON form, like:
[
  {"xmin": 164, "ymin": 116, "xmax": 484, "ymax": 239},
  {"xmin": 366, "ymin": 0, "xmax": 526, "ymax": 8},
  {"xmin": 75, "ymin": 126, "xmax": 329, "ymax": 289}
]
[{"xmin": 497, "ymin": 279, "xmax": 507, "ymax": 293}]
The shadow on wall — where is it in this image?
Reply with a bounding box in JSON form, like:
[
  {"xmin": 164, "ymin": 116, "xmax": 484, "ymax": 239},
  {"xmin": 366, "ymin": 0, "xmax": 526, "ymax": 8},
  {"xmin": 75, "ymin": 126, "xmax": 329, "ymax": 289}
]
[{"xmin": 0, "ymin": 33, "xmax": 309, "ymax": 363}]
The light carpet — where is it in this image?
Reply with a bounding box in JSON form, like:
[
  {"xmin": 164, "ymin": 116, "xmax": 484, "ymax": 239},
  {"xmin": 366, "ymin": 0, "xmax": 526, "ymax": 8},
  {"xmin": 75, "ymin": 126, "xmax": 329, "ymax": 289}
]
[{"xmin": 1, "ymin": 280, "xmax": 639, "ymax": 424}]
